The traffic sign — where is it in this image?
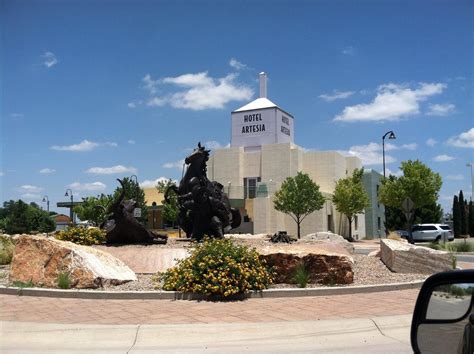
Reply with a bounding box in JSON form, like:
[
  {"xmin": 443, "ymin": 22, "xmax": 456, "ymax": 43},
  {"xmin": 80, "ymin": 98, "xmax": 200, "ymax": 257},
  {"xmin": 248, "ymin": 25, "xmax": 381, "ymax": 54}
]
[
  {"xmin": 402, "ymin": 197, "xmax": 415, "ymax": 213},
  {"xmin": 133, "ymin": 208, "xmax": 142, "ymax": 218}
]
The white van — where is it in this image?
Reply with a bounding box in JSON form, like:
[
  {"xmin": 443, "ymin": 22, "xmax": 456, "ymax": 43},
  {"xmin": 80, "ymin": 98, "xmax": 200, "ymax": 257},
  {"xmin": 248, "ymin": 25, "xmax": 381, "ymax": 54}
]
[{"xmin": 411, "ymin": 224, "xmax": 454, "ymax": 242}]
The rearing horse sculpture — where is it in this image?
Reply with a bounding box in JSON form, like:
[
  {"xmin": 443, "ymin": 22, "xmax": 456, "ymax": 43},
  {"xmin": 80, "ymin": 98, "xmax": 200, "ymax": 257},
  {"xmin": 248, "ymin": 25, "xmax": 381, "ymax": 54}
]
[{"xmin": 165, "ymin": 142, "xmax": 241, "ymax": 241}]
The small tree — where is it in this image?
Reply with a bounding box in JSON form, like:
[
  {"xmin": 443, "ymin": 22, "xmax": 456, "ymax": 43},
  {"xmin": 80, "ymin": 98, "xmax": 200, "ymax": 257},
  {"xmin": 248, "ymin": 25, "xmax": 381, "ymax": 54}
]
[
  {"xmin": 273, "ymin": 172, "xmax": 325, "ymax": 239},
  {"xmin": 74, "ymin": 194, "xmax": 113, "ymax": 226},
  {"xmin": 156, "ymin": 179, "xmax": 179, "ymax": 225},
  {"xmin": 453, "ymin": 195, "xmax": 461, "ymax": 237},
  {"xmin": 459, "ymin": 190, "xmax": 468, "ymax": 236},
  {"xmin": 379, "ymin": 160, "xmax": 442, "ymax": 236},
  {"xmin": 332, "ymin": 168, "xmax": 370, "ymax": 242},
  {"xmin": 469, "ymin": 201, "xmax": 474, "ymax": 238}
]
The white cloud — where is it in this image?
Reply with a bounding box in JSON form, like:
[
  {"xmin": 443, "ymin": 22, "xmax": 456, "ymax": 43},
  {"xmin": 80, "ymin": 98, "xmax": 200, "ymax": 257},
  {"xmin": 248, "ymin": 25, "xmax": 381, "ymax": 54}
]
[
  {"xmin": 50, "ymin": 140, "xmax": 117, "ymax": 152},
  {"xmin": 10, "ymin": 113, "xmax": 24, "ymax": 119},
  {"xmin": 85, "ymin": 165, "xmax": 137, "ymax": 175},
  {"xmin": 319, "ymin": 91, "xmax": 354, "ymax": 102},
  {"xmin": 426, "ymin": 138, "xmax": 437, "ymax": 147},
  {"xmin": 19, "ymin": 185, "xmax": 43, "ymax": 193},
  {"xmin": 140, "ymin": 177, "xmax": 177, "ymax": 189},
  {"xmin": 333, "ymin": 82, "xmax": 446, "ymax": 122},
  {"xmin": 128, "ymin": 140, "xmax": 135, "ymax": 144},
  {"xmin": 446, "ymin": 174, "xmax": 464, "ymax": 181},
  {"xmin": 128, "ymin": 102, "xmax": 136, "ymax": 108},
  {"xmin": 0, "ymin": 171, "xmax": 4, "ymax": 177},
  {"xmin": 427, "ymin": 103, "xmax": 455, "ymax": 116},
  {"xmin": 41, "ymin": 51, "xmax": 58, "ymax": 68},
  {"xmin": 163, "ymin": 159, "xmax": 185, "ymax": 169},
  {"xmin": 384, "ymin": 168, "xmax": 403, "ymax": 177},
  {"xmin": 145, "ymin": 71, "xmax": 253, "ymax": 110},
  {"xmin": 340, "ymin": 142, "xmax": 417, "ymax": 166},
  {"xmin": 21, "ymin": 193, "xmax": 42, "ymax": 200},
  {"xmin": 67, "ymin": 182, "xmax": 106, "ymax": 191},
  {"xmin": 433, "ymin": 154, "xmax": 456, "ymax": 162},
  {"xmin": 203, "ymin": 140, "xmax": 229, "ymax": 150},
  {"xmin": 229, "ymin": 58, "xmax": 247, "ymax": 70},
  {"xmin": 342, "ymin": 46, "xmax": 354, "ymax": 55},
  {"xmin": 39, "ymin": 168, "xmax": 56, "ymax": 174},
  {"xmin": 446, "ymin": 128, "xmax": 474, "ymax": 148},
  {"xmin": 142, "ymin": 74, "xmax": 160, "ymax": 95}
]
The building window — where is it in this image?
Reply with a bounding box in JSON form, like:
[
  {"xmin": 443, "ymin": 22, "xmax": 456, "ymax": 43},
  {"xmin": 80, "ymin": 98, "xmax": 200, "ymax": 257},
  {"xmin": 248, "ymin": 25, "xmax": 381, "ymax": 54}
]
[
  {"xmin": 354, "ymin": 215, "xmax": 358, "ymax": 231},
  {"xmin": 244, "ymin": 177, "xmax": 261, "ymax": 199}
]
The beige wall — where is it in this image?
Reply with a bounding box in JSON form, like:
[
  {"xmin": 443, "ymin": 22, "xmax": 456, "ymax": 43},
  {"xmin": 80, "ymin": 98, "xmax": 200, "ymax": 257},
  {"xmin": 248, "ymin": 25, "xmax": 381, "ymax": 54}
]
[{"xmin": 208, "ymin": 142, "xmax": 366, "ymax": 239}]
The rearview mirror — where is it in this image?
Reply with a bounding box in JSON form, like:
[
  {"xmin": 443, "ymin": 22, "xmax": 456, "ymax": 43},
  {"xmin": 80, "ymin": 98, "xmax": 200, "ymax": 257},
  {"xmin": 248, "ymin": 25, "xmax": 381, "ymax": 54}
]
[{"xmin": 411, "ymin": 270, "xmax": 474, "ymax": 354}]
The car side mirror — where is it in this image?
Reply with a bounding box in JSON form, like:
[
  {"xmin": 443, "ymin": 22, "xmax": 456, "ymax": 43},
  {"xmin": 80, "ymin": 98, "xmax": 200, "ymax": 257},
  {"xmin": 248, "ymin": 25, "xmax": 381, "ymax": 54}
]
[{"xmin": 411, "ymin": 270, "xmax": 474, "ymax": 354}]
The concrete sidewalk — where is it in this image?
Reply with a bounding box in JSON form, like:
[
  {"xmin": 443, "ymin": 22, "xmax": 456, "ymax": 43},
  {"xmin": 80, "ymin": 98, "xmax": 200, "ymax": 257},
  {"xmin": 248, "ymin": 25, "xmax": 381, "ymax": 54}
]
[{"xmin": 0, "ymin": 315, "xmax": 413, "ymax": 353}]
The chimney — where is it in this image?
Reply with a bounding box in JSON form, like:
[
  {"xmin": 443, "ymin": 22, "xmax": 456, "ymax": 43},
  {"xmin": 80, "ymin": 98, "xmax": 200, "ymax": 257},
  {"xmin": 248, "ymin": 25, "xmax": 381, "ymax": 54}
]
[{"xmin": 259, "ymin": 72, "xmax": 267, "ymax": 98}]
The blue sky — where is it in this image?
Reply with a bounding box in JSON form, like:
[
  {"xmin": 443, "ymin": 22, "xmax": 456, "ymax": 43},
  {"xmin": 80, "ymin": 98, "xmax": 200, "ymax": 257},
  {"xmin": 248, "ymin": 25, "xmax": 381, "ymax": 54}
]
[{"xmin": 1, "ymin": 0, "xmax": 473, "ymax": 214}]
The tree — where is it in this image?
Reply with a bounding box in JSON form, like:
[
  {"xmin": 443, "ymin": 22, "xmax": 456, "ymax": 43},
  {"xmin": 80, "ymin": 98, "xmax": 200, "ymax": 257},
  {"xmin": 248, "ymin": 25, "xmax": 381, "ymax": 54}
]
[
  {"xmin": 385, "ymin": 201, "xmax": 443, "ymax": 231},
  {"xmin": 469, "ymin": 201, "xmax": 474, "ymax": 238},
  {"xmin": 453, "ymin": 195, "xmax": 462, "ymax": 237},
  {"xmin": 0, "ymin": 200, "xmax": 56, "ymax": 234},
  {"xmin": 332, "ymin": 168, "xmax": 370, "ymax": 242},
  {"xmin": 273, "ymin": 172, "xmax": 325, "ymax": 239},
  {"xmin": 379, "ymin": 160, "xmax": 442, "ymax": 231},
  {"xmin": 74, "ymin": 194, "xmax": 113, "ymax": 226},
  {"xmin": 156, "ymin": 179, "xmax": 179, "ymax": 225},
  {"xmin": 459, "ymin": 190, "xmax": 468, "ymax": 236}
]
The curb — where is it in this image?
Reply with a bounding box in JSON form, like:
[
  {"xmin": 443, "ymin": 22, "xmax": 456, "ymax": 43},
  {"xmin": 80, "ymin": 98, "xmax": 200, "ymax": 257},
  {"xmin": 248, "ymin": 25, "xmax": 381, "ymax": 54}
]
[{"xmin": 0, "ymin": 280, "xmax": 424, "ymax": 300}]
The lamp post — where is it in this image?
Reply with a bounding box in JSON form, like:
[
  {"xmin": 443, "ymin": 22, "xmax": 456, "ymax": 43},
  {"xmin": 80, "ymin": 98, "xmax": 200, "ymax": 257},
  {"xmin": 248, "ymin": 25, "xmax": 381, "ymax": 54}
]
[
  {"xmin": 467, "ymin": 163, "xmax": 474, "ymax": 201},
  {"xmin": 65, "ymin": 189, "xmax": 74, "ymax": 225},
  {"xmin": 42, "ymin": 196, "xmax": 50, "ymax": 213},
  {"xmin": 382, "ymin": 131, "xmax": 396, "ymax": 178}
]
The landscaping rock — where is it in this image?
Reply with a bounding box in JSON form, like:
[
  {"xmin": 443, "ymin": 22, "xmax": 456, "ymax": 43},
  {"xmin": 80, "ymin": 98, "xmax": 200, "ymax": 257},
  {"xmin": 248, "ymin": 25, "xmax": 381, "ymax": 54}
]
[
  {"xmin": 380, "ymin": 239, "xmax": 453, "ymax": 274},
  {"xmin": 301, "ymin": 232, "xmax": 355, "ymax": 254},
  {"xmin": 9, "ymin": 235, "xmax": 137, "ymax": 288},
  {"xmin": 368, "ymin": 249, "xmax": 381, "ymax": 258},
  {"xmin": 256, "ymin": 243, "xmax": 354, "ymax": 285}
]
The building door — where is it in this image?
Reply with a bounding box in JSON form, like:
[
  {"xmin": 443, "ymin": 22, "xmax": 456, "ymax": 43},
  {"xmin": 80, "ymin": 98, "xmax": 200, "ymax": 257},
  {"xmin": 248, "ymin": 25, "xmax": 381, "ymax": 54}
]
[{"xmin": 244, "ymin": 177, "xmax": 260, "ymax": 199}]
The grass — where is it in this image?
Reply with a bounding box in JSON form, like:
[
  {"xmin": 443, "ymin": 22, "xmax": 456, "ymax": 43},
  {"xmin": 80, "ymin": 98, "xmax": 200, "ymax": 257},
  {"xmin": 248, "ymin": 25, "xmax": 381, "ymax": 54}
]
[
  {"xmin": 427, "ymin": 240, "xmax": 474, "ymax": 253},
  {"xmin": 12, "ymin": 280, "xmax": 35, "ymax": 288},
  {"xmin": 57, "ymin": 272, "xmax": 72, "ymax": 289},
  {"xmin": 0, "ymin": 235, "xmax": 15, "ymax": 265},
  {"xmin": 292, "ymin": 263, "xmax": 310, "ymax": 288}
]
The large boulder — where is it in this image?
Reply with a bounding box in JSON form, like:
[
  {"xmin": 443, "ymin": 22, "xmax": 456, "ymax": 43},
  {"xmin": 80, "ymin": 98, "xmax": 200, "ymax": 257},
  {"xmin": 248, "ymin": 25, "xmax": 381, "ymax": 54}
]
[
  {"xmin": 9, "ymin": 235, "xmax": 137, "ymax": 288},
  {"xmin": 256, "ymin": 243, "xmax": 354, "ymax": 285},
  {"xmin": 301, "ymin": 232, "xmax": 355, "ymax": 254},
  {"xmin": 380, "ymin": 239, "xmax": 453, "ymax": 274}
]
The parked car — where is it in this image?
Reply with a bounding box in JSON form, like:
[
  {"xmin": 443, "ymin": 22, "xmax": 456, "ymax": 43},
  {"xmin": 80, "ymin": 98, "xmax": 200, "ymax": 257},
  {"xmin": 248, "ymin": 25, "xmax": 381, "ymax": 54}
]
[
  {"xmin": 411, "ymin": 224, "xmax": 454, "ymax": 242},
  {"xmin": 395, "ymin": 230, "xmax": 410, "ymax": 239}
]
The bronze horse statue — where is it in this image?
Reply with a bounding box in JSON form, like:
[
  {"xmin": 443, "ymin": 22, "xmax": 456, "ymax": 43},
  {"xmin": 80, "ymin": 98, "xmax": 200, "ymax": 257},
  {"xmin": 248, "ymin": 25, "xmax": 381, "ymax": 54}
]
[
  {"xmin": 165, "ymin": 142, "xmax": 241, "ymax": 241},
  {"xmin": 101, "ymin": 178, "xmax": 167, "ymax": 244}
]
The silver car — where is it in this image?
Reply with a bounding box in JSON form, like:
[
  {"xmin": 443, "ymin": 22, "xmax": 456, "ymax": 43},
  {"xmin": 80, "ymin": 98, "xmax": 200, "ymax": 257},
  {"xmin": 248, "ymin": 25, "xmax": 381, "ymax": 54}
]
[{"xmin": 411, "ymin": 224, "xmax": 454, "ymax": 242}]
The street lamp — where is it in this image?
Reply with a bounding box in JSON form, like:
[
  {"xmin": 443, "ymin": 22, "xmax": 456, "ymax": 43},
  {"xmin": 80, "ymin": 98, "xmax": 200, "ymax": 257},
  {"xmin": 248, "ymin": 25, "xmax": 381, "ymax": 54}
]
[
  {"xmin": 467, "ymin": 163, "xmax": 474, "ymax": 201},
  {"xmin": 64, "ymin": 189, "xmax": 74, "ymax": 225},
  {"xmin": 42, "ymin": 196, "xmax": 50, "ymax": 213},
  {"xmin": 382, "ymin": 131, "xmax": 396, "ymax": 178}
]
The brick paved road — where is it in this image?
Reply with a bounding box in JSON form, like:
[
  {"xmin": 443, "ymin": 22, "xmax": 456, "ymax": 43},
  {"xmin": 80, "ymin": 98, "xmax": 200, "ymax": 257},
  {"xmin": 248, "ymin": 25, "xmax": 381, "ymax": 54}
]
[{"xmin": 0, "ymin": 289, "xmax": 418, "ymax": 325}]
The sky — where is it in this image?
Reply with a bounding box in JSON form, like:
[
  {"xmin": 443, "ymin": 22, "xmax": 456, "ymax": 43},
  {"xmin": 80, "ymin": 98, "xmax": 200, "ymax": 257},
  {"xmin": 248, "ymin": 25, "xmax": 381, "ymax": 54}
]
[{"xmin": 1, "ymin": 0, "xmax": 473, "ymax": 215}]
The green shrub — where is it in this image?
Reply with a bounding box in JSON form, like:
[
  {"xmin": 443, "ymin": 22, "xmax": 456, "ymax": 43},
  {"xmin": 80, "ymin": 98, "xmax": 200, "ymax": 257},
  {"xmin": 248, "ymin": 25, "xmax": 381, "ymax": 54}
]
[
  {"xmin": 292, "ymin": 262, "xmax": 310, "ymax": 288},
  {"xmin": 162, "ymin": 238, "xmax": 274, "ymax": 298},
  {"xmin": 57, "ymin": 272, "xmax": 72, "ymax": 289},
  {"xmin": 452, "ymin": 255, "xmax": 457, "ymax": 270},
  {"xmin": 55, "ymin": 227, "xmax": 106, "ymax": 245},
  {"xmin": 12, "ymin": 279, "xmax": 35, "ymax": 288},
  {"xmin": 0, "ymin": 235, "xmax": 15, "ymax": 264}
]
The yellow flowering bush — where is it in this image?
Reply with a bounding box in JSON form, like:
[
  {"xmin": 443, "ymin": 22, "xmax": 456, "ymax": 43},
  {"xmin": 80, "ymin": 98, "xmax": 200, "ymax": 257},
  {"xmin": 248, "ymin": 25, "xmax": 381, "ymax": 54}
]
[
  {"xmin": 162, "ymin": 238, "xmax": 274, "ymax": 298},
  {"xmin": 55, "ymin": 227, "xmax": 106, "ymax": 245}
]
